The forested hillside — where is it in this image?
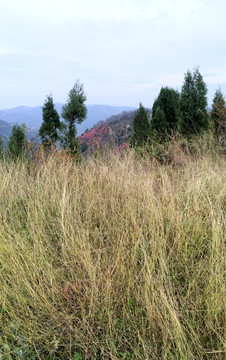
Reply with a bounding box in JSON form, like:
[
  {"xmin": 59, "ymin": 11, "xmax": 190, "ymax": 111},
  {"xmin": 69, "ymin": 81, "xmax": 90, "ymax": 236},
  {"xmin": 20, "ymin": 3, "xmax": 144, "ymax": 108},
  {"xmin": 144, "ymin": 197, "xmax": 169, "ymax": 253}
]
[{"xmin": 79, "ymin": 109, "xmax": 150, "ymax": 154}]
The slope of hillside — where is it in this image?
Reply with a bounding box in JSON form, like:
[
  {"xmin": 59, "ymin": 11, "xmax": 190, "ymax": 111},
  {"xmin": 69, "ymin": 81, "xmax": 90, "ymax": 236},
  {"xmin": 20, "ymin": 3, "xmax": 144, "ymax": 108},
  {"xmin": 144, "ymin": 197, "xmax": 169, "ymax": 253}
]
[
  {"xmin": 0, "ymin": 119, "xmax": 39, "ymax": 144},
  {"xmin": 0, "ymin": 106, "xmax": 42, "ymax": 129},
  {"xmin": 79, "ymin": 109, "xmax": 151, "ymax": 153},
  {"xmin": 0, "ymin": 119, "xmax": 13, "ymax": 144}
]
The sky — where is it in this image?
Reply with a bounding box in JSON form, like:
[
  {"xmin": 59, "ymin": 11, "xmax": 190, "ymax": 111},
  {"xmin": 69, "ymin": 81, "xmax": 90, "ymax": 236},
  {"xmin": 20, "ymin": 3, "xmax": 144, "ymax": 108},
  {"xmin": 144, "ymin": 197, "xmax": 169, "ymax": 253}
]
[{"xmin": 0, "ymin": 0, "xmax": 226, "ymax": 109}]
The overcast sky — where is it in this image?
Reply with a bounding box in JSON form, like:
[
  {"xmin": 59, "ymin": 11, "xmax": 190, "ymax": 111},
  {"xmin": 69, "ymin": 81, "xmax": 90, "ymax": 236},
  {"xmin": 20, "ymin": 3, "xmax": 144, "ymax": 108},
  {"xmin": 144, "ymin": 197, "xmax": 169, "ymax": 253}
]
[{"xmin": 0, "ymin": 0, "xmax": 226, "ymax": 109}]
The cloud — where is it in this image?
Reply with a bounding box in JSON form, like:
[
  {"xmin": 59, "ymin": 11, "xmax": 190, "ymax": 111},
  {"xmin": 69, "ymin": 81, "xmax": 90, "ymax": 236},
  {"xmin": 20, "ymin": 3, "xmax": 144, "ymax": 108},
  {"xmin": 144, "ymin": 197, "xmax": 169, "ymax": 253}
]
[
  {"xmin": 0, "ymin": 0, "xmax": 221, "ymax": 23},
  {"xmin": 1, "ymin": 0, "xmax": 160, "ymax": 21},
  {"xmin": 0, "ymin": 47, "xmax": 10, "ymax": 55},
  {"xmin": 0, "ymin": 0, "xmax": 226, "ymax": 108},
  {"xmin": 204, "ymin": 72, "xmax": 226, "ymax": 85}
]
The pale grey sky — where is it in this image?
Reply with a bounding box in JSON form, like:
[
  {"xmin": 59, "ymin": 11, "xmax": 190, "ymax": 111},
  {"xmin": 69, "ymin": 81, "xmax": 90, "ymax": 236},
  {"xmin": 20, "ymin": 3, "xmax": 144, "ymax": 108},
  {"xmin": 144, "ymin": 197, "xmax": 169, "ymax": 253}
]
[{"xmin": 0, "ymin": 0, "xmax": 226, "ymax": 109}]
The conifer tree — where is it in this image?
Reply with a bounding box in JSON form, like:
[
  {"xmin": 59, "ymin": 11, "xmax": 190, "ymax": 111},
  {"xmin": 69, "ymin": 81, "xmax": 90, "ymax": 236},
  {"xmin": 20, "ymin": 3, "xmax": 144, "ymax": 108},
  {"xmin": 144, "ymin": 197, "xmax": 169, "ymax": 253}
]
[
  {"xmin": 8, "ymin": 124, "xmax": 27, "ymax": 159},
  {"xmin": 61, "ymin": 80, "xmax": 87, "ymax": 154},
  {"xmin": 178, "ymin": 68, "xmax": 208, "ymax": 135},
  {"xmin": 211, "ymin": 88, "xmax": 226, "ymax": 133},
  {"xmin": 151, "ymin": 87, "xmax": 179, "ymax": 135},
  {"xmin": 39, "ymin": 94, "xmax": 61, "ymax": 149},
  {"xmin": 130, "ymin": 103, "xmax": 150, "ymax": 147},
  {"xmin": 150, "ymin": 106, "xmax": 168, "ymax": 138}
]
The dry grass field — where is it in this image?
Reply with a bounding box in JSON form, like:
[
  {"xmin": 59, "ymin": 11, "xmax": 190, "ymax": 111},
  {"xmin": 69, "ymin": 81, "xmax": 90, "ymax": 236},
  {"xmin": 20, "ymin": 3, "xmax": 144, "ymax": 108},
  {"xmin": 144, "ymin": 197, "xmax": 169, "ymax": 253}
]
[{"xmin": 0, "ymin": 139, "xmax": 225, "ymax": 359}]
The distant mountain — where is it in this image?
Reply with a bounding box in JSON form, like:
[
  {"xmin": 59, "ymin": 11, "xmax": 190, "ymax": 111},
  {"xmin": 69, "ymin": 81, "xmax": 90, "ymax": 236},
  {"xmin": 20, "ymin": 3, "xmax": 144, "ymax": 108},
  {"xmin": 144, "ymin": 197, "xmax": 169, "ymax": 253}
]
[
  {"xmin": 0, "ymin": 104, "xmax": 135, "ymax": 136},
  {"xmin": 0, "ymin": 119, "xmax": 13, "ymax": 145},
  {"xmin": 0, "ymin": 118, "xmax": 40, "ymax": 145},
  {"xmin": 79, "ymin": 108, "xmax": 151, "ymax": 155}
]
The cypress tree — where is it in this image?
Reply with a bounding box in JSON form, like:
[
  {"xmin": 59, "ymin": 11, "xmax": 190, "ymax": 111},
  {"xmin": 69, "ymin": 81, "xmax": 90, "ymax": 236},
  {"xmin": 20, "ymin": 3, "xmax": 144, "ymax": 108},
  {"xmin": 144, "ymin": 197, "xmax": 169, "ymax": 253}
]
[
  {"xmin": 61, "ymin": 80, "xmax": 87, "ymax": 155},
  {"xmin": 39, "ymin": 94, "xmax": 61, "ymax": 149},
  {"xmin": 178, "ymin": 68, "xmax": 208, "ymax": 135},
  {"xmin": 8, "ymin": 124, "xmax": 27, "ymax": 159},
  {"xmin": 130, "ymin": 103, "xmax": 150, "ymax": 147},
  {"xmin": 152, "ymin": 87, "xmax": 179, "ymax": 135},
  {"xmin": 211, "ymin": 88, "xmax": 226, "ymax": 133},
  {"xmin": 150, "ymin": 106, "xmax": 168, "ymax": 138}
]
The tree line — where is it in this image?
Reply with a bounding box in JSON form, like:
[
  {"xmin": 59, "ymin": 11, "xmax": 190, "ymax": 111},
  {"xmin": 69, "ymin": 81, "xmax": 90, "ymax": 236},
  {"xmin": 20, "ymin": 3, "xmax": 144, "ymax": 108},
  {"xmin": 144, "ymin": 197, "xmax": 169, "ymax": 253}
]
[
  {"xmin": 0, "ymin": 80, "xmax": 87, "ymax": 159},
  {"xmin": 0, "ymin": 68, "xmax": 225, "ymax": 159},
  {"xmin": 130, "ymin": 67, "xmax": 226, "ymax": 147}
]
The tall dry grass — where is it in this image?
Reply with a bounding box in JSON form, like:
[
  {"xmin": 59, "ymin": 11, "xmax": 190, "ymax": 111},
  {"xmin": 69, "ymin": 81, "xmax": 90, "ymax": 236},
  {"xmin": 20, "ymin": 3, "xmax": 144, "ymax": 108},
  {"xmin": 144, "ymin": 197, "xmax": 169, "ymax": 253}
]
[{"xmin": 0, "ymin": 144, "xmax": 225, "ymax": 359}]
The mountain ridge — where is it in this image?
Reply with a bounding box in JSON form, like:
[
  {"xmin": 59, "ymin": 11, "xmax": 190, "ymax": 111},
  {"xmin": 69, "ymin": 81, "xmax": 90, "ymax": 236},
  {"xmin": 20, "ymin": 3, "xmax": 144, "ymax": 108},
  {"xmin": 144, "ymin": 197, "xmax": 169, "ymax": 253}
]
[{"xmin": 0, "ymin": 104, "xmax": 136, "ymax": 137}]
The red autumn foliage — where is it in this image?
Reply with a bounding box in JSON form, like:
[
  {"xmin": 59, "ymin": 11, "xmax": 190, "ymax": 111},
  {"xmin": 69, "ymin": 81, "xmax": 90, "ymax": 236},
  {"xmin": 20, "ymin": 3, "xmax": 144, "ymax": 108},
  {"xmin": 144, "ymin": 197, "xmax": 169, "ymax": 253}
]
[{"xmin": 80, "ymin": 125, "xmax": 109, "ymax": 148}]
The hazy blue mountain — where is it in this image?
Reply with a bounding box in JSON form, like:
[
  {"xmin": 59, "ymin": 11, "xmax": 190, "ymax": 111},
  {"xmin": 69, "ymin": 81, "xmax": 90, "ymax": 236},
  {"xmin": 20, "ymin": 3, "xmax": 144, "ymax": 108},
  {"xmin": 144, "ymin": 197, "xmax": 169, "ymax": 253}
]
[
  {"xmin": 0, "ymin": 119, "xmax": 13, "ymax": 145},
  {"xmin": 0, "ymin": 106, "xmax": 42, "ymax": 129},
  {"xmin": 0, "ymin": 104, "xmax": 135, "ymax": 136}
]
